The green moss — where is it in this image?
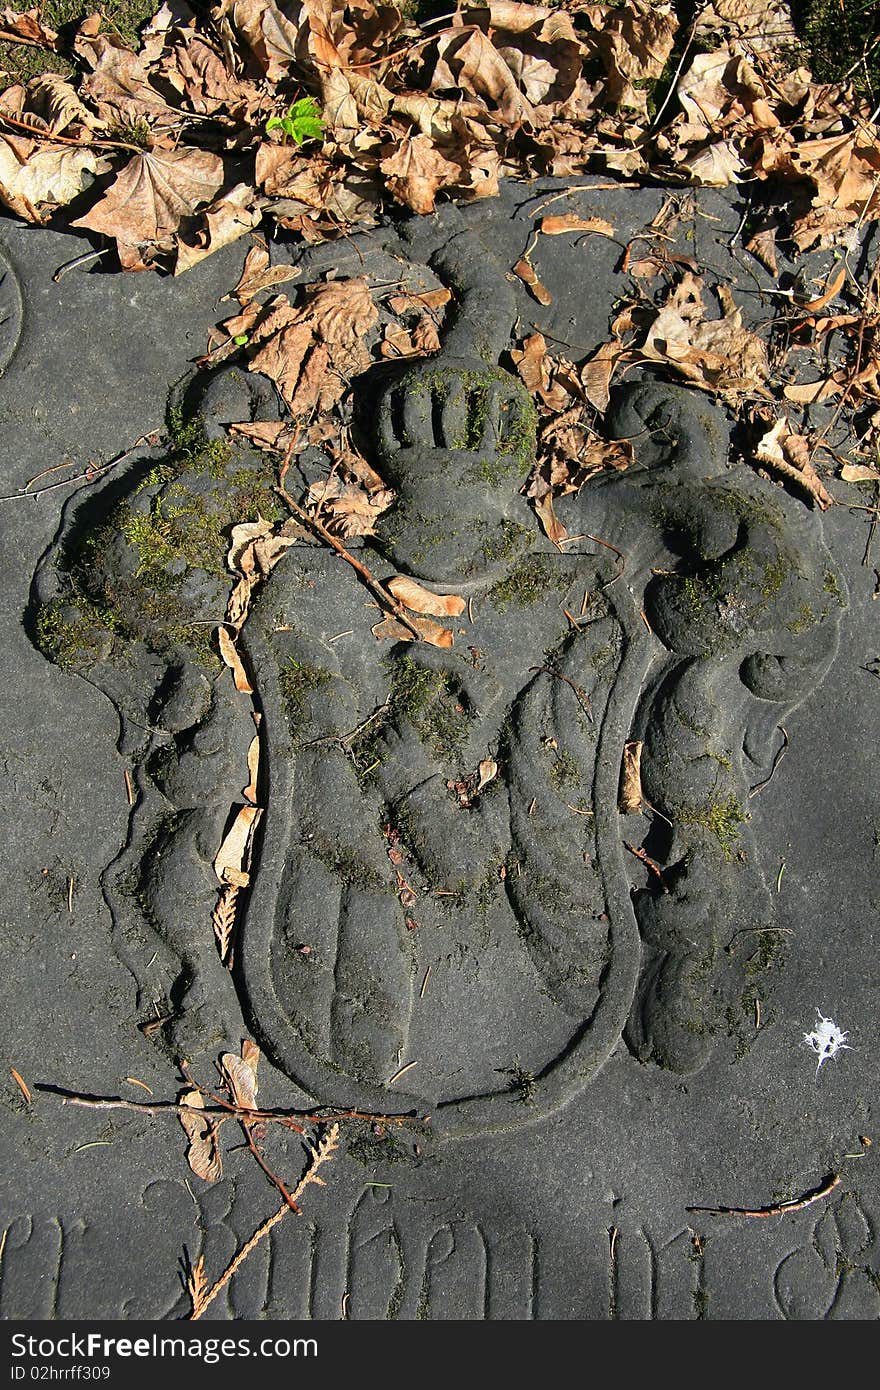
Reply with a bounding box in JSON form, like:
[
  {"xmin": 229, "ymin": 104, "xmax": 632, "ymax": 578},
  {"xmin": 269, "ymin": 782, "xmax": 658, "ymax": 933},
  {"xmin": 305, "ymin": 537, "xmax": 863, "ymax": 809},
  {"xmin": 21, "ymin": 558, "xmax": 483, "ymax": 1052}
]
[
  {"xmin": 744, "ymin": 929, "xmax": 785, "ymax": 978},
  {"xmin": 304, "ymin": 832, "xmax": 386, "ymax": 893},
  {"xmin": 279, "ymin": 660, "xmax": 333, "ymax": 733},
  {"xmin": 350, "ymin": 654, "xmax": 471, "ymax": 780},
  {"xmin": 39, "ymin": 405, "xmax": 280, "ymax": 676},
  {"xmin": 503, "ymin": 1060, "xmax": 537, "ymax": 1105},
  {"xmin": 34, "ymin": 597, "xmax": 116, "ymax": 670},
  {"xmin": 490, "ymin": 555, "xmax": 565, "ymax": 609},
  {"xmin": 480, "ymin": 518, "xmax": 534, "ymax": 566},
  {"xmin": 786, "ymin": 601, "xmax": 815, "ymax": 635},
  {"xmin": 678, "ymin": 794, "xmax": 746, "ymax": 859},
  {"xmin": 548, "ymin": 748, "xmax": 582, "ymax": 788},
  {"xmin": 823, "ymin": 567, "xmax": 845, "ymax": 605}
]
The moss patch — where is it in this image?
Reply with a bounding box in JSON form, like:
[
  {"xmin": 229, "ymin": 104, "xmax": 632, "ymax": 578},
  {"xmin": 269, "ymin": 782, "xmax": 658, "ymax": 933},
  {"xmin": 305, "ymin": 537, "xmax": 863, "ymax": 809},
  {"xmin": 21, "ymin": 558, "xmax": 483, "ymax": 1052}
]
[
  {"xmin": 279, "ymin": 659, "xmax": 334, "ymax": 735},
  {"xmin": 37, "ymin": 406, "xmax": 279, "ymax": 674},
  {"xmin": 678, "ymin": 794, "xmax": 746, "ymax": 859},
  {"xmin": 490, "ymin": 554, "xmax": 566, "ymax": 609}
]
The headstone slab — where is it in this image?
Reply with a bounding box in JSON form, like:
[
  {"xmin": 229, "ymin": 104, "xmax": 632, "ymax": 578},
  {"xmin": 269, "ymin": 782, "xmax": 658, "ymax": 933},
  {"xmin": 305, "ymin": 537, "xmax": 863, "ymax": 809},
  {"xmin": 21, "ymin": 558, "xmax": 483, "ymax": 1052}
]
[{"xmin": 2, "ymin": 182, "xmax": 878, "ymax": 1319}]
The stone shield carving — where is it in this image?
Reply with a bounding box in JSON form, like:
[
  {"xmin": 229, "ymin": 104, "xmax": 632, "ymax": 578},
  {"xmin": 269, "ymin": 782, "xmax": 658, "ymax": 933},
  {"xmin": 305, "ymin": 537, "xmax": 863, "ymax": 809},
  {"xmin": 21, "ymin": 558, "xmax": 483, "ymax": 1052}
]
[{"xmin": 30, "ymin": 218, "xmax": 845, "ymax": 1139}]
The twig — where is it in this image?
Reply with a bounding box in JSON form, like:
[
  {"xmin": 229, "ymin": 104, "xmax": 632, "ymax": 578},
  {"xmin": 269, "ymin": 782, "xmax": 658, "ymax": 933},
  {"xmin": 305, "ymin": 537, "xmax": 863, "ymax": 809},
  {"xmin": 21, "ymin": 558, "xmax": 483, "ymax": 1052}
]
[
  {"xmin": 189, "ymin": 1124, "xmax": 340, "ymax": 1320},
  {"xmin": 52, "ymin": 1089, "xmax": 417, "ymax": 1126},
  {"xmin": 276, "ymin": 477, "xmax": 424, "ymax": 641},
  {"xmin": 0, "ymin": 432, "xmax": 161, "ymax": 504},
  {"xmin": 623, "ymin": 841, "xmax": 669, "ymax": 892},
  {"xmin": 686, "ymin": 1172, "xmax": 841, "ymax": 1218},
  {"xmin": 529, "ymin": 664, "xmax": 593, "ymax": 721}
]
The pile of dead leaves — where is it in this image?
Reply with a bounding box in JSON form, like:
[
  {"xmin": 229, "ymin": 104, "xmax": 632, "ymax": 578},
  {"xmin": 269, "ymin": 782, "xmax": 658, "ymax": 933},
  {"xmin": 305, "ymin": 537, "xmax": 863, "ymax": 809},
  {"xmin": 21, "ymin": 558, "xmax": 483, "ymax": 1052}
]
[{"xmin": 0, "ymin": 1, "xmax": 879, "ymax": 273}]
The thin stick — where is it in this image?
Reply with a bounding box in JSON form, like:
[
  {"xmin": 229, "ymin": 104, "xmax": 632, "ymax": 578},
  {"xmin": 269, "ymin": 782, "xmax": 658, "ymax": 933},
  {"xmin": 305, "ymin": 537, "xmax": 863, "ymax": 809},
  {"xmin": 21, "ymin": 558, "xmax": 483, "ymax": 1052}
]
[
  {"xmin": 276, "ymin": 478, "xmax": 424, "ymax": 641},
  {"xmin": 529, "ymin": 664, "xmax": 593, "ymax": 721},
  {"xmin": 0, "ymin": 432, "xmax": 161, "ymax": 504},
  {"xmin": 189, "ymin": 1125, "xmax": 340, "ymax": 1320},
  {"xmin": 55, "ymin": 1091, "xmax": 417, "ymax": 1126},
  {"xmin": 686, "ymin": 1172, "xmax": 840, "ymax": 1218}
]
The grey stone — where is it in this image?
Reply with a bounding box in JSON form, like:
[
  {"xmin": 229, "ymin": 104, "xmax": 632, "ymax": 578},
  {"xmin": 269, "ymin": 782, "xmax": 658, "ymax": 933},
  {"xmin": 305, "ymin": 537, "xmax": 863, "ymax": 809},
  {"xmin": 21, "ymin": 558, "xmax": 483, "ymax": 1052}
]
[{"xmin": 1, "ymin": 182, "xmax": 878, "ymax": 1319}]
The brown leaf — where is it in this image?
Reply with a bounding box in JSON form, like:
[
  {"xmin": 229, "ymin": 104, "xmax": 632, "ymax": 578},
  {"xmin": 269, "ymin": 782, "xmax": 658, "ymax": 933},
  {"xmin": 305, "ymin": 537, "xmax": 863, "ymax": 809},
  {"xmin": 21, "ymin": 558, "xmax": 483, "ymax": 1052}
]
[
  {"xmin": 533, "ymin": 492, "xmax": 568, "ymax": 545},
  {"xmin": 214, "ymin": 804, "xmax": 262, "ymax": 887},
  {"xmin": 371, "ymin": 614, "xmax": 454, "ymax": 648},
  {"xmin": 73, "ymin": 148, "xmax": 225, "ymax": 262},
  {"xmin": 179, "ymin": 1091, "xmax": 222, "ymax": 1183},
  {"xmin": 386, "ymin": 575, "xmax": 466, "ymax": 618},
  {"xmin": 754, "ymin": 418, "xmax": 833, "ymax": 510},
  {"xmin": 0, "ymin": 7, "xmax": 59, "ymax": 47},
  {"xmin": 243, "ymin": 733, "xmax": 260, "ymax": 804},
  {"xmin": 511, "ymin": 332, "xmax": 551, "ymax": 394},
  {"xmin": 619, "ymin": 739, "xmax": 644, "ymax": 814},
  {"xmin": 513, "ymin": 257, "xmax": 552, "ymax": 305},
  {"xmin": 783, "ymin": 378, "xmax": 842, "ymax": 404},
  {"xmin": 218, "ymin": 624, "xmax": 253, "ymax": 693},
  {"xmin": 0, "ymin": 137, "xmax": 110, "ymax": 223},
  {"xmin": 540, "ymin": 213, "xmax": 615, "ymax": 237},
  {"xmin": 229, "ymin": 240, "xmax": 299, "ymax": 304},
  {"xmin": 840, "ymin": 462, "xmax": 880, "ymax": 483},
  {"xmin": 221, "ymin": 1046, "xmax": 259, "ymax": 1111},
  {"xmin": 175, "ymin": 183, "xmax": 262, "ymax": 275},
  {"xmin": 380, "ymin": 133, "xmax": 460, "ymax": 215},
  {"xmin": 746, "ymin": 227, "xmax": 778, "ymax": 276}
]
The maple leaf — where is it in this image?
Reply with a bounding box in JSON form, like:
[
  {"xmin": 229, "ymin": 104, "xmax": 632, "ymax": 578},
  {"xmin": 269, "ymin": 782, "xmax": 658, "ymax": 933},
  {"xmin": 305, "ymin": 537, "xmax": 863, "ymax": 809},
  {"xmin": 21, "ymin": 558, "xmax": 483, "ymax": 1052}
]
[
  {"xmin": 73, "ymin": 148, "xmax": 225, "ymax": 268},
  {"xmin": 0, "ymin": 131, "xmax": 110, "ymax": 223},
  {"xmin": 380, "ymin": 133, "xmax": 461, "ymax": 214}
]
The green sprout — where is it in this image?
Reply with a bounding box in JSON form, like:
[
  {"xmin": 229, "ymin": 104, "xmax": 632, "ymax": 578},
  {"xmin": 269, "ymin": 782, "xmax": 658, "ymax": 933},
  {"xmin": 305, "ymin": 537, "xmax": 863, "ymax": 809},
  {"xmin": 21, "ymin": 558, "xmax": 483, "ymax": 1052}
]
[{"xmin": 265, "ymin": 97, "xmax": 325, "ymax": 146}]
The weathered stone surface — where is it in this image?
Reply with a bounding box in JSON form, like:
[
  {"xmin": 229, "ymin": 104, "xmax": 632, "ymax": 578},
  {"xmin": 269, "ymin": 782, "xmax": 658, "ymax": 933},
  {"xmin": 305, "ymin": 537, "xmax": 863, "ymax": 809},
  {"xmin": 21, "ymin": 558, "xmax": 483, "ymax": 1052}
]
[{"xmin": 1, "ymin": 182, "xmax": 878, "ymax": 1318}]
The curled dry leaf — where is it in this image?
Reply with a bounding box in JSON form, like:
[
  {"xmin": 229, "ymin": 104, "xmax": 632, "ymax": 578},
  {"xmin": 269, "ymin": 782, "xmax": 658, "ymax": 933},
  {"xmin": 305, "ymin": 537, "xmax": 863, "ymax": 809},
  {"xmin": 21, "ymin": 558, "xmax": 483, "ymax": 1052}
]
[
  {"xmin": 619, "ymin": 739, "xmax": 644, "ymax": 814},
  {"xmin": 213, "ymin": 804, "xmax": 262, "ymax": 888},
  {"xmin": 175, "ymin": 183, "xmax": 263, "ymax": 275},
  {"xmin": 477, "ymin": 758, "xmax": 498, "ymax": 792},
  {"xmin": 754, "ymin": 417, "xmax": 833, "ymax": 510},
  {"xmin": 221, "ymin": 1044, "xmax": 260, "ymax": 1112},
  {"xmin": 73, "ymin": 147, "xmax": 225, "ymax": 268},
  {"xmin": 513, "ymin": 257, "xmax": 552, "ymax": 305},
  {"xmin": 371, "ymin": 614, "xmax": 454, "ymax": 648},
  {"xmin": 0, "ymin": 137, "xmax": 110, "ymax": 223},
  {"xmin": 228, "ymin": 239, "xmax": 299, "ymax": 304},
  {"xmin": 840, "ymin": 462, "xmax": 880, "ymax": 483},
  {"xmin": 379, "ymin": 132, "xmax": 461, "ymax": 215},
  {"xmin": 179, "ymin": 1091, "xmax": 223, "ymax": 1183},
  {"xmin": 540, "ymin": 213, "xmax": 615, "ymax": 237},
  {"xmin": 243, "ymin": 734, "xmax": 260, "ymax": 805},
  {"xmin": 386, "ymin": 575, "xmax": 466, "ymax": 618},
  {"xmin": 218, "ymin": 624, "xmax": 253, "ymax": 693}
]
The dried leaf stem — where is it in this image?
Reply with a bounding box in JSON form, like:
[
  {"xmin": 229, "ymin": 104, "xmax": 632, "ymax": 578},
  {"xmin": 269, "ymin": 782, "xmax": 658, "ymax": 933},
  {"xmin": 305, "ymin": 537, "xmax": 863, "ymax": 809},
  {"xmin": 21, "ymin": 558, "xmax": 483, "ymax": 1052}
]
[
  {"xmin": 189, "ymin": 1124, "xmax": 340, "ymax": 1320},
  {"xmin": 686, "ymin": 1172, "xmax": 841, "ymax": 1218}
]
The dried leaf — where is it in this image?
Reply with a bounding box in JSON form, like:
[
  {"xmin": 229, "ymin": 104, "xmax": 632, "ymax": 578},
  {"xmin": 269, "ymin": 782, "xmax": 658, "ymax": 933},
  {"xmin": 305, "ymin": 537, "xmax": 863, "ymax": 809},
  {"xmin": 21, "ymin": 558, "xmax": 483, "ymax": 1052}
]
[
  {"xmin": 73, "ymin": 147, "xmax": 225, "ymax": 264},
  {"xmin": 179, "ymin": 1091, "xmax": 222, "ymax": 1183},
  {"xmin": 229, "ymin": 240, "xmax": 299, "ymax": 303},
  {"xmin": 477, "ymin": 758, "xmax": 498, "ymax": 791},
  {"xmin": 783, "ymin": 378, "xmax": 842, "ymax": 404},
  {"xmin": 243, "ymin": 734, "xmax": 260, "ymax": 804},
  {"xmin": 754, "ymin": 418, "xmax": 833, "ymax": 510},
  {"xmin": 540, "ymin": 213, "xmax": 615, "ymax": 237},
  {"xmin": 214, "ymin": 804, "xmax": 262, "ymax": 887},
  {"xmin": 0, "ymin": 137, "xmax": 110, "ymax": 223},
  {"xmin": 840, "ymin": 462, "xmax": 880, "ymax": 483},
  {"xmin": 221, "ymin": 1046, "xmax": 259, "ymax": 1111},
  {"xmin": 533, "ymin": 492, "xmax": 568, "ymax": 545},
  {"xmin": 218, "ymin": 624, "xmax": 253, "ymax": 693},
  {"xmin": 371, "ymin": 613, "xmax": 454, "ymax": 648},
  {"xmin": 380, "ymin": 132, "xmax": 460, "ymax": 215},
  {"xmin": 386, "ymin": 575, "xmax": 466, "ymax": 617},
  {"xmin": 513, "ymin": 257, "xmax": 552, "ymax": 305},
  {"xmin": 619, "ymin": 739, "xmax": 644, "ymax": 813}
]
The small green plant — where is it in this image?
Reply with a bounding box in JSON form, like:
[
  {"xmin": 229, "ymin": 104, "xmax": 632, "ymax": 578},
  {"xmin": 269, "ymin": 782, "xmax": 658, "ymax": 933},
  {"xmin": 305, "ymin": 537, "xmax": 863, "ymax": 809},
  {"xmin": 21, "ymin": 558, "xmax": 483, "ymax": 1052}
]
[{"xmin": 266, "ymin": 97, "xmax": 325, "ymax": 146}]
